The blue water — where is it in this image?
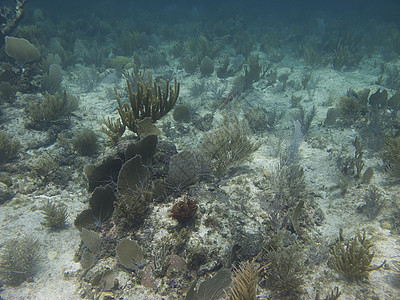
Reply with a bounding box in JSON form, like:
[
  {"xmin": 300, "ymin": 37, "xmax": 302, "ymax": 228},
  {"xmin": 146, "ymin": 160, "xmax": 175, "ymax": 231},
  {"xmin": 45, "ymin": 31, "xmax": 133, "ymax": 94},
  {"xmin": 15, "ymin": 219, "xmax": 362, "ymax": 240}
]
[{"xmin": 1, "ymin": 0, "xmax": 400, "ymax": 298}]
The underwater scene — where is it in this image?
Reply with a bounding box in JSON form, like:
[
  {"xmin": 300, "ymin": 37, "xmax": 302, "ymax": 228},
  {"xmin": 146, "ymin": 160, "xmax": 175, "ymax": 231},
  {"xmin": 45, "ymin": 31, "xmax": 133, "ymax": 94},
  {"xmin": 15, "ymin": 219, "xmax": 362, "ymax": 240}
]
[{"xmin": 1, "ymin": 0, "xmax": 400, "ymax": 299}]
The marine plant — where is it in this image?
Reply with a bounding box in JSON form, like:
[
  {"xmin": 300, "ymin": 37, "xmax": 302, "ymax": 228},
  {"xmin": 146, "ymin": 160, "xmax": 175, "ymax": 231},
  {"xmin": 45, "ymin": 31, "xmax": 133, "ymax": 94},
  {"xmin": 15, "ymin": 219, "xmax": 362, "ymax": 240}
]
[
  {"xmin": 387, "ymin": 90, "xmax": 400, "ymax": 112},
  {"xmin": 186, "ymin": 34, "xmax": 226, "ymax": 61},
  {"xmin": 80, "ymin": 228, "xmax": 101, "ymax": 255},
  {"xmin": 315, "ymin": 287, "xmax": 342, "ymax": 300},
  {"xmin": 0, "ymin": 81, "xmax": 17, "ymax": 102},
  {"xmin": 294, "ymin": 104, "xmax": 317, "ymax": 135},
  {"xmin": 41, "ymin": 63, "xmax": 63, "ymax": 94},
  {"xmin": 114, "ymin": 155, "xmax": 152, "ymax": 223},
  {"xmin": 173, "ymin": 105, "xmax": 191, "ymax": 123},
  {"xmin": 290, "ymin": 94, "xmax": 304, "ymax": 108},
  {"xmin": 79, "ymin": 250, "xmax": 97, "ymax": 270},
  {"xmin": 225, "ymin": 256, "xmax": 265, "ymax": 300},
  {"xmin": 167, "ymin": 150, "xmax": 202, "ymax": 190},
  {"xmin": 41, "ymin": 200, "xmax": 69, "ymax": 229},
  {"xmin": 201, "ymin": 113, "xmax": 261, "ymax": 177},
  {"xmin": 106, "ymin": 55, "xmax": 131, "ymax": 70},
  {"xmin": 199, "ymin": 56, "xmax": 214, "ymax": 76},
  {"xmin": 368, "ymin": 88, "xmax": 388, "ymax": 108},
  {"xmin": 72, "ymin": 128, "xmax": 99, "ymax": 156},
  {"xmin": 0, "ymin": 0, "xmax": 27, "ymax": 48},
  {"xmin": 125, "ymin": 134, "xmax": 158, "ymax": 163},
  {"xmin": 114, "ymin": 71, "xmax": 180, "ymax": 134},
  {"xmin": 229, "ymin": 55, "xmax": 263, "ymax": 96},
  {"xmin": 244, "ymin": 54, "xmax": 262, "ymax": 87},
  {"xmin": 244, "ymin": 107, "xmax": 284, "ymax": 133},
  {"xmin": 4, "ymin": 35, "xmax": 40, "ymax": 65},
  {"xmin": 183, "ymin": 55, "xmax": 198, "ymax": 74},
  {"xmin": 28, "ymin": 152, "xmax": 58, "ymax": 180},
  {"xmin": 362, "ymin": 167, "xmax": 374, "ymax": 184},
  {"xmin": 302, "ymin": 43, "xmax": 325, "ymax": 68},
  {"xmin": 116, "ymin": 238, "xmax": 144, "ymax": 272},
  {"xmin": 142, "ymin": 46, "xmax": 168, "ymax": 68},
  {"xmin": 357, "ymin": 185, "xmax": 384, "ymax": 220},
  {"xmin": 332, "ymin": 33, "xmax": 362, "ymax": 70},
  {"xmin": 84, "ymin": 157, "xmax": 122, "ymax": 192},
  {"xmin": 380, "ymin": 64, "xmax": 400, "ymax": 91},
  {"xmin": 0, "ymin": 236, "xmax": 40, "ymax": 286},
  {"xmin": 352, "ymin": 136, "xmax": 364, "ymax": 179},
  {"xmin": 102, "ymin": 117, "xmax": 125, "ymax": 144},
  {"xmin": 26, "ymin": 90, "xmax": 79, "ymax": 127},
  {"xmin": 216, "ymin": 55, "xmax": 231, "ymax": 78},
  {"xmin": 185, "ymin": 268, "xmax": 232, "ymax": 300},
  {"xmin": 338, "ymin": 88, "xmax": 369, "ymax": 125},
  {"xmin": 270, "ymin": 158, "xmax": 306, "ymax": 207},
  {"xmin": 172, "ymin": 40, "xmax": 184, "ymax": 58},
  {"xmin": 382, "ymin": 135, "xmax": 400, "ymax": 178},
  {"xmin": 262, "ymin": 245, "xmax": 304, "ymax": 297},
  {"xmin": 0, "ymin": 130, "xmax": 20, "ymax": 164},
  {"xmin": 135, "ymin": 117, "xmax": 161, "ymax": 138},
  {"xmin": 74, "ymin": 185, "xmax": 116, "ymax": 231},
  {"xmin": 330, "ymin": 230, "xmax": 385, "ymax": 281},
  {"xmin": 324, "ymin": 107, "xmax": 340, "ymax": 126}
]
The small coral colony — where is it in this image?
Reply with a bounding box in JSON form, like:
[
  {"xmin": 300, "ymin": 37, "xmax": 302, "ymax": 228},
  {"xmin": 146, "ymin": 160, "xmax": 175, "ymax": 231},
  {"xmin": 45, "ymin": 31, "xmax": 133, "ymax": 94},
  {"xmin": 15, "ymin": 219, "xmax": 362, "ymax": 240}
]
[{"xmin": 1, "ymin": 0, "xmax": 400, "ymax": 299}]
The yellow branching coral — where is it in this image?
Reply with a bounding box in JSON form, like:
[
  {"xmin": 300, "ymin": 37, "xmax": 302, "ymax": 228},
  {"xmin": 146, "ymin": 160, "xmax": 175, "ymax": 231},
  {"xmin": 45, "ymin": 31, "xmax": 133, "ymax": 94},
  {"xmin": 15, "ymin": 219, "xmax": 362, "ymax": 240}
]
[
  {"xmin": 114, "ymin": 72, "xmax": 180, "ymax": 133},
  {"xmin": 331, "ymin": 230, "xmax": 386, "ymax": 281},
  {"xmin": 225, "ymin": 256, "xmax": 266, "ymax": 300}
]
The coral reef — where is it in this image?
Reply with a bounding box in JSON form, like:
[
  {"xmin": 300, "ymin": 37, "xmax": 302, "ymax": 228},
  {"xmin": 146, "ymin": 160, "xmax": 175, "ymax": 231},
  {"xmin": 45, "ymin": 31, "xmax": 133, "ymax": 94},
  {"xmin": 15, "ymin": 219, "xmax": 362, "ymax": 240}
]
[{"xmin": 114, "ymin": 72, "xmax": 180, "ymax": 134}]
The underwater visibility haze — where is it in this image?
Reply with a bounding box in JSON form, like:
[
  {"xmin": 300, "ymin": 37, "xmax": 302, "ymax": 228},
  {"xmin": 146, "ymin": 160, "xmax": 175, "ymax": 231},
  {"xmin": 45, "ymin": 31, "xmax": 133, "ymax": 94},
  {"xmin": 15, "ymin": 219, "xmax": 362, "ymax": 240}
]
[{"xmin": 1, "ymin": 0, "xmax": 400, "ymax": 298}]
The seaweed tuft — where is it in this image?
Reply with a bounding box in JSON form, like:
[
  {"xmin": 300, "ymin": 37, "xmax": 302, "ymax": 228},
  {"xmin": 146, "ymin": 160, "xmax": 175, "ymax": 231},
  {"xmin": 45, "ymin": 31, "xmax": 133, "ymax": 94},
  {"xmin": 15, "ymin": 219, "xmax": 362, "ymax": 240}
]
[
  {"xmin": 0, "ymin": 131, "xmax": 20, "ymax": 165},
  {"xmin": 0, "ymin": 237, "xmax": 41, "ymax": 286},
  {"xmin": 262, "ymin": 245, "xmax": 304, "ymax": 297},
  {"xmin": 202, "ymin": 113, "xmax": 261, "ymax": 177},
  {"xmin": 72, "ymin": 128, "xmax": 99, "ymax": 156},
  {"xmin": 330, "ymin": 230, "xmax": 385, "ymax": 281},
  {"xmin": 383, "ymin": 135, "xmax": 400, "ymax": 178},
  {"xmin": 41, "ymin": 200, "xmax": 68, "ymax": 229}
]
